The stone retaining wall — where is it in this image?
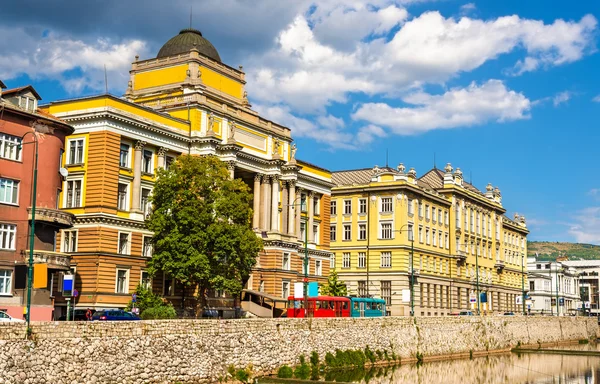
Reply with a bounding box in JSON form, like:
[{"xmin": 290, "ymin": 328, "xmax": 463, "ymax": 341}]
[{"xmin": 0, "ymin": 316, "xmax": 596, "ymax": 384}]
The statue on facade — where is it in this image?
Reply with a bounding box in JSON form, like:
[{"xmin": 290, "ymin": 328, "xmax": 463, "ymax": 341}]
[
  {"xmin": 290, "ymin": 143, "xmax": 297, "ymax": 161},
  {"xmin": 207, "ymin": 112, "xmax": 215, "ymax": 135},
  {"xmin": 228, "ymin": 120, "xmax": 236, "ymax": 141},
  {"xmin": 273, "ymin": 139, "xmax": 281, "ymax": 156}
]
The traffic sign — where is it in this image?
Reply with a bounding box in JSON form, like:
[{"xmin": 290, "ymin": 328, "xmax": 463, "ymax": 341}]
[
  {"xmin": 73, "ymin": 289, "xmax": 79, "ymax": 298},
  {"xmin": 469, "ymin": 297, "xmax": 477, "ymax": 303},
  {"xmin": 132, "ymin": 293, "xmax": 137, "ymax": 303}
]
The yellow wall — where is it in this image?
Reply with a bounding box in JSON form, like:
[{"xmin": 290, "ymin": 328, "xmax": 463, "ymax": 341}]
[
  {"xmin": 134, "ymin": 65, "xmax": 188, "ymax": 90},
  {"xmin": 201, "ymin": 66, "xmax": 243, "ymax": 99}
]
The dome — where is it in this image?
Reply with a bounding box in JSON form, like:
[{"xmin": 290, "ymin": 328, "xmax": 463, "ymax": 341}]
[{"xmin": 157, "ymin": 29, "xmax": 221, "ymax": 62}]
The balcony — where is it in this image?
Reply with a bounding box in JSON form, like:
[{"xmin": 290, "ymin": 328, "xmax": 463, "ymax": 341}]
[
  {"xmin": 28, "ymin": 207, "xmax": 75, "ymax": 228},
  {"xmin": 23, "ymin": 250, "xmax": 71, "ymax": 270},
  {"xmin": 454, "ymin": 250, "xmax": 467, "ymax": 265},
  {"xmin": 495, "ymin": 260, "xmax": 505, "ymax": 273}
]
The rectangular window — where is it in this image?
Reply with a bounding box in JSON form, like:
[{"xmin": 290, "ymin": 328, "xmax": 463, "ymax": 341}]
[
  {"xmin": 282, "ymin": 281, "xmax": 290, "ymax": 298},
  {"xmin": 381, "ymin": 197, "xmax": 393, "ymax": 213},
  {"xmin": 445, "ymin": 211, "xmax": 449, "ymax": 226},
  {"xmin": 358, "ymin": 223, "xmax": 367, "ymax": 240},
  {"xmin": 425, "ymin": 205, "xmax": 430, "ymax": 220},
  {"xmin": 445, "ymin": 232, "xmax": 449, "ymax": 249},
  {"xmin": 141, "ymin": 188, "xmax": 151, "ymax": 217},
  {"xmin": 476, "ymin": 212, "xmax": 480, "ymax": 234},
  {"xmin": 418, "ymin": 226, "xmax": 423, "ymax": 243},
  {"xmin": 0, "ymin": 269, "xmax": 12, "ymax": 295},
  {"xmin": 68, "ymin": 139, "xmax": 84, "ymax": 165},
  {"xmin": 0, "ymin": 134, "xmax": 22, "ymax": 161},
  {"xmin": 0, "ymin": 178, "xmax": 19, "ymax": 204},
  {"xmin": 330, "ymin": 201, "xmax": 337, "ymax": 215},
  {"xmin": 142, "ymin": 236, "xmax": 153, "ymax": 257},
  {"xmin": 315, "ymin": 260, "xmax": 322, "ymax": 276},
  {"xmin": 482, "ymin": 215, "xmax": 486, "ymax": 236},
  {"xmin": 343, "ymin": 224, "xmax": 351, "ymax": 241},
  {"xmin": 330, "ymin": 253, "xmax": 336, "ymax": 269},
  {"xmin": 439, "ymin": 210, "xmax": 443, "ymax": 224},
  {"xmin": 0, "ymin": 224, "xmax": 16, "ymax": 250},
  {"xmin": 163, "ymin": 274, "xmax": 174, "ymax": 296},
  {"xmin": 408, "ymin": 198, "xmax": 414, "ymax": 215},
  {"xmin": 117, "ymin": 183, "xmax": 129, "ymax": 211},
  {"xmin": 380, "ymin": 222, "xmax": 392, "ymax": 239},
  {"xmin": 342, "ymin": 252, "xmax": 351, "ymax": 268},
  {"xmin": 358, "ymin": 281, "xmax": 366, "ymax": 297},
  {"xmin": 142, "ymin": 150, "xmax": 153, "ymax": 174},
  {"xmin": 470, "ymin": 210, "xmax": 474, "ymax": 232},
  {"xmin": 488, "ymin": 217, "xmax": 492, "ymax": 237},
  {"xmin": 433, "ymin": 230, "xmax": 437, "ymax": 246},
  {"xmin": 119, "ymin": 143, "xmax": 130, "ymax": 168},
  {"xmin": 358, "ymin": 252, "xmax": 366, "ymax": 268},
  {"xmin": 65, "ymin": 179, "xmax": 82, "ymax": 208},
  {"xmin": 380, "ymin": 251, "xmax": 392, "ymax": 268},
  {"xmin": 118, "ymin": 233, "xmax": 130, "ymax": 255},
  {"xmin": 300, "ymin": 222, "xmax": 306, "ymax": 240},
  {"xmin": 432, "ymin": 207, "xmax": 436, "ymax": 223},
  {"xmin": 62, "ymin": 230, "xmax": 77, "ymax": 252},
  {"xmin": 313, "ymin": 224, "xmax": 319, "ymax": 244},
  {"xmin": 282, "ymin": 252, "xmax": 290, "ymax": 270},
  {"xmin": 301, "ymin": 194, "xmax": 307, "ymax": 212},
  {"xmin": 313, "ymin": 197, "xmax": 320, "ymax": 215},
  {"xmin": 407, "ymin": 223, "xmax": 414, "ymax": 241},
  {"xmin": 164, "ymin": 155, "xmax": 175, "ymax": 170},
  {"xmin": 115, "ymin": 269, "xmax": 129, "ymax": 294},
  {"xmin": 330, "ymin": 225, "xmax": 336, "ymax": 241},
  {"xmin": 381, "ymin": 281, "xmax": 391, "ymax": 306},
  {"xmin": 359, "ymin": 198, "xmax": 367, "ymax": 214},
  {"xmin": 438, "ymin": 232, "xmax": 443, "ymax": 248},
  {"xmin": 140, "ymin": 270, "xmax": 151, "ymax": 289},
  {"xmin": 426, "ymin": 228, "xmax": 430, "ymax": 245},
  {"xmin": 464, "ymin": 209, "xmax": 468, "ymax": 230}
]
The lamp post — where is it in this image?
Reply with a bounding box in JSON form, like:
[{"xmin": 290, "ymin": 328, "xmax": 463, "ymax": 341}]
[
  {"xmin": 521, "ymin": 253, "xmax": 526, "ymax": 316},
  {"xmin": 283, "ymin": 195, "xmax": 310, "ymax": 317},
  {"xmin": 555, "ymin": 264, "xmax": 560, "ymax": 316},
  {"xmin": 475, "ymin": 241, "xmax": 480, "ymax": 315},
  {"xmin": 397, "ymin": 224, "xmax": 414, "ymax": 317},
  {"xmin": 548, "ymin": 262, "xmax": 553, "ymax": 316},
  {"xmin": 16, "ymin": 132, "xmax": 39, "ymax": 328}
]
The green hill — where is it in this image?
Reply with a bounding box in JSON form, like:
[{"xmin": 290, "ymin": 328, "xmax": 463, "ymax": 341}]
[{"xmin": 527, "ymin": 241, "xmax": 600, "ymax": 261}]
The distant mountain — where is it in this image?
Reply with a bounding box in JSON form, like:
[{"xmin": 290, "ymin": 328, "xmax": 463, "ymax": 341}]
[{"xmin": 528, "ymin": 241, "xmax": 600, "ymax": 261}]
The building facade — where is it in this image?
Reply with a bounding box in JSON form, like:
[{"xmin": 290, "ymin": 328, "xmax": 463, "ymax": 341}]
[
  {"xmin": 0, "ymin": 83, "xmax": 75, "ymax": 320},
  {"xmin": 331, "ymin": 163, "xmax": 529, "ymax": 316},
  {"xmin": 527, "ymin": 258, "xmax": 580, "ymax": 315},
  {"xmin": 561, "ymin": 260, "xmax": 599, "ymax": 315},
  {"xmin": 42, "ymin": 28, "xmax": 333, "ymax": 315}
]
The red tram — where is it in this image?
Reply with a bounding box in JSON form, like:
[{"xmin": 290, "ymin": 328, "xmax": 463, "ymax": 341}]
[{"xmin": 286, "ymin": 296, "xmax": 351, "ymax": 318}]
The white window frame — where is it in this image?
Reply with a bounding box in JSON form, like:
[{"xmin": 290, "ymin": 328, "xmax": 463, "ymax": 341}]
[
  {"xmin": 380, "ymin": 222, "xmax": 393, "ymax": 240},
  {"xmin": 300, "ymin": 222, "xmax": 306, "ymax": 241},
  {"xmin": 119, "ymin": 143, "xmax": 131, "ymax": 168},
  {"xmin": 0, "ymin": 223, "xmax": 16, "ymax": 250},
  {"xmin": 67, "ymin": 138, "xmax": 85, "ymax": 165},
  {"xmin": 426, "ymin": 228, "xmax": 430, "ymax": 245},
  {"xmin": 163, "ymin": 274, "xmax": 175, "ymax": 296},
  {"xmin": 358, "ymin": 252, "xmax": 366, "ymax": 269},
  {"xmin": 418, "ymin": 201, "xmax": 423, "ymax": 218},
  {"xmin": 419, "ymin": 226, "xmax": 423, "ymax": 243},
  {"xmin": 140, "ymin": 270, "xmax": 151, "ymax": 289},
  {"xmin": 0, "ymin": 269, "xmax": 12, "ymax": 295},
  {"xmin": 61, "ymin": 229, "xmax": 78, "ymax": 252},
  {"xmin": 358, "ymin": 223, "xmax": 367, "ymax": 240},
  {"xmin": 313, "ymin": 224, "xmax": 319, "ymax": 245},
  {"xmin": 432, "ymin": 207, "xmax": 436, "ymax": 223},
  {"xmin": 380, "ymin": 251, "xmax": 392, "ymax": 268},
  {"xmin": 330, "ymin": 225, "xmax": 336, "ymax": 242},
  {"xmin": 282, "ymin": 280, "xmax": 290, "ymax": 299},
  {"xmin": 438, "ymin": 231, "xmax": 443, "ymax": 248},
  {"xmin": 342, "ymin": 252, "xmax": 351, "ymax": 269},
  {"xmin": 115, "ymin": 268, "xmax": 130, "ymax": 294},
  {"xmin": 380, "ymin": 197, "xmax": 393, "ymax": 213},
  {"xmin": 142, "ymin": 235, "xmax": 153, "ymax": 258},
  {"xmin": 64, "ymin": 178, "xmax": 83, "ymax": 208},
  {"xmin": 282, "ymin": 252, "xmax": 291, "ymax": 271},
  {"xmin": 330, "ymin": 200, "xmax": 337, "ymax": 216},
  {"xmin": 0, "ymin": 178, "xmax": 19, "ymax": 205},
  {"xmin": 117, "ymin": 232, "xmax": 131, "ymax": 255},
  {"xmin": 313, "ymin": 197, "xmax": 320, "ymax": 215},
  {"xmin": 343, "ymin": 224, "xmax": 351, "ymax": 241},
  {"xmin": 142, "ymin": 149, "xmax": 154, "ymax": 174},
  {"xmin": 315, "ymin": 260, "xmax": 322, "ymax": 276},
  {"xmin": 117, "ymin": 182, "xmax": 129, "ymax": 211},
  {"xmin": 408, "ymin": 198, "xmax": 414, "ymax": 215},
  {"xmin": 432, "ymin": 229, "xmax": 437, "ymax": 246},
  {"xmin": 438, "ymin": 210, "xmax": 442, "ymax": 224},
  {"xmin": 359, "ymin": 198, "xmax": 367, "ymax": 214},
  {"xmin": 141, "ymin": 187, "xmax": 152, "ymax": 217},
  {"xmin": 0, "ymin": 133, "xmax": 22, "ymax": 161}
]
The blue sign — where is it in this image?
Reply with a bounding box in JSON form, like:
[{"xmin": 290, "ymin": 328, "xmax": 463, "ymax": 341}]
[
  {"xmin": 132, "ymin": 293, "xmax": 137, "ymax": 303},
  {"xmin": 308, "ymin": 282, "xmax": 319, "ymax": 298},
  {"xmin": 480, "ymin": 292, "xmax": 488, "ymax": 303},
  {"xmin": 63, "ymin": 275, "xmax": 74, "ymax": 292},
  {"xmin": 559, "ymin": 297, "xmax": 565, "ymax": 306}
]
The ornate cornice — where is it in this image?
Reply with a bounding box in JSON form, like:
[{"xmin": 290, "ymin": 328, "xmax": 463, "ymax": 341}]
[{"xmin": 75, "ymin": 214, "xmax": 148, "ymax": 230}]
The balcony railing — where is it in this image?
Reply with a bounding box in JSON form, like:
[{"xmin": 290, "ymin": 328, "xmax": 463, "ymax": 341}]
[
  {"xmin": 28, "ymin": 207, "xmax": 75, "ymax": 228},
  {"xmin": 495, "ymin": 260, "xmax": 505, "ymax": 273},
  {"xmin": 23, "ymin": 250, "xmax": 71, "ymax": 270}
]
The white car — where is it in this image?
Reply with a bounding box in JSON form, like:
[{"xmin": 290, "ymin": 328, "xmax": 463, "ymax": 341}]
[{"xmin": 0, "ymin": 311, "xmax": 25, "ymax": 323}]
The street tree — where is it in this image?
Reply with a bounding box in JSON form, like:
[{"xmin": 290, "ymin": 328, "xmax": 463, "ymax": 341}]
[
  {"xmin": 320, "ymin": 270, "xmax": 347, "ymax": 297},
  {"xmin": 146, "ymin": 155, "xmax": 263, "ymax": 308}
]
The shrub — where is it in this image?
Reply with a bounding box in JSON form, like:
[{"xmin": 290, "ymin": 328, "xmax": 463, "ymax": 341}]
[
  {"xmin": 294, "ymin": 364, "xmax": 311, "ymax": 380},
  {"xmin": 277, "ymin": 366, "xmax": 293, "ymax": 378},
  {"xmin": 235, "ymin": 369, "xmax": 250, "ymax": 383},
  {"xmin": 141, "ymin": 304, "xmax": 177, "ymax": 320},
  {"xmin": 364, "ymin": 346, "xmax": 376, "ymax": 364},
  {"xmin": 310, "ymin": 351, "xmax": 319, "ymax": 367}
]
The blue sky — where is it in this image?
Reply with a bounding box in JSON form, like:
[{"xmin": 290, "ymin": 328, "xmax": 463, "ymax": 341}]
[{"xmin": 1, "ymin": 0, "xmax": 599, "ymax": 244}]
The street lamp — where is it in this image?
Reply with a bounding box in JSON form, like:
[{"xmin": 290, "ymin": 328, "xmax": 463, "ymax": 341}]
[
  {"xmin": 457, "ymin": 240, "xmax": 479, "ymax": 315},
  {"xmin": 396, "ymin": 224, "xmax": 414, "ymax": 317},
  {"xmin": 14, "ymin": 132, "xmax": 39, "ymax": 329},
  {"xmin": 283, "ymin": 195, "xmax": 310, "ymax": 317},
  {"xmin": 548, "ymin": 262, "xmax": 553, "ymax": 316},
  {"xmin": 521, "ymin": 253, "xmax": 526, "ymax": 316}
]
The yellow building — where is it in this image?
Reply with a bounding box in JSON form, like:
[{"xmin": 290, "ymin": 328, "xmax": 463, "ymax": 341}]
[
  {"xmin": 42, "ymin": 28, "xmax": 333, "ymax": 316},
  {"xmin": 331, "ymin": 163, "xmax": 528, "ymax": 316}
]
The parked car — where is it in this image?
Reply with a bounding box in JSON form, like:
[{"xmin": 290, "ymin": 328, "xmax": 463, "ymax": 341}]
[
  {"xmin": 458, "ymin": 311, "xmax": 474, "ymax": 316},
  {"xmin": 0, "ymin": 311, "xmax": 25, "ymax": 323},
  {"xmin": 91, "ymin": 309, "xmax": 140, "ymax": 321},
  {"xmin": 503, "ymin": 312, "xmax": 515, "ymax": 316}
]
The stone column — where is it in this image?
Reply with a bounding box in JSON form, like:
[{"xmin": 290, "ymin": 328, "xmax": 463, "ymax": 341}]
[
  {"xmin": 131, "ymin": 140, "xmax": 145, "ymax": 212},
  {"xmin": 227, "ymin": 161, "xmax": 235, "ymax": 179},
  {"xmin": 270, "ymin": 175, "xmax": 280, "ymax": 232},
  {"xmin": 288, "ymin": 181, "xmax": 296, "ymax": 236},
  {"xmin": 262, "ymin": 175, "xmax": 271, "ymax": 231},
  {"xmin": 253, "ymin": 174, "xmax": 261, "ymax": 229},
  {"xmin": 157, "ymin": 147, "xmax": 167, "ymax": 169},
  {"xmin": 296, "ymin": 189, "xmax": 302, "ymax": 241},
  {"xmin": 308, "ymin": 191, "xmax": 315, "ymax": 243},
  {"xmin": 281, "ymin": 181, "xmax": 288, "ymax": 234}
]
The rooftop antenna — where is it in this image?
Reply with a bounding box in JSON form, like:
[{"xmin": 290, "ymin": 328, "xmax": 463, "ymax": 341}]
[
  {"xmin": 385, "ymin": 149, "xmax": 389, "ymax": 168},
  {"xmin": 470, "ymin": 171, "xmax": 472, "ymax": 185},
  {"xmin": 433, "ymin": 152, "xmax": 436, "ymax": 169},
  {"xmin": 104, "ymin": 64, "xmax": 108, "ymax": 94}
]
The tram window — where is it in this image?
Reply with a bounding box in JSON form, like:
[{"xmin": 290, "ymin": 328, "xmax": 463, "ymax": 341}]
[
  {"xmin": 342, "ymin": 302, "xmax": 349, "ymax": 310},
  {"xmin": 353, "ymin": 302, "xmax": 359, "ymax": 310},
  {"xmin": 376, "ymin": 303, "xmax": 382, "ymax": 310},
  {"xmin": 365, "ymin": 302, "xmax": 371, "ymax": 310}
]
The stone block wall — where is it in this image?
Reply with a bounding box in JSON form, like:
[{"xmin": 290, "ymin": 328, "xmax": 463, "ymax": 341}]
[{"xmin": 0, "ymin": 316, "xmax": 596, "ymax": 384}]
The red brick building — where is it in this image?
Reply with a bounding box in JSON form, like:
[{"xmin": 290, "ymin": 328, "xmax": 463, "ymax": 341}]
[{"xmin": 0, "ymin": 83, "xmax": 75, "ymax": 320}]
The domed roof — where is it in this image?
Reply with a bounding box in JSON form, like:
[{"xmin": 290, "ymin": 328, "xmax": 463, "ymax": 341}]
[{"xmin": 157, "ymin": 29, "xmax": 221, "ymax": 62}]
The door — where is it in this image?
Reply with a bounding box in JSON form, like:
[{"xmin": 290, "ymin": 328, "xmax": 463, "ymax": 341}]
[{"xmin": 359, "ymin": 302, "xmax": 365, "ymax": 317}]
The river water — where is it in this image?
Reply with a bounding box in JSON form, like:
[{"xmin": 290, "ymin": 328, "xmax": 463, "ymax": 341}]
[{"xmin": 261, "ymin": 345, "xmax": 600, "ymax": 383}]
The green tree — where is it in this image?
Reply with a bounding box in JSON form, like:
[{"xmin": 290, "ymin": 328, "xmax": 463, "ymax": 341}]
[
  {"xmin": 146, "ymin": 155, "xmax": 263, "ymax": 308},
  {"xmin": 320, "ymin": 270, "xmax": 347, "ymax": 296}
]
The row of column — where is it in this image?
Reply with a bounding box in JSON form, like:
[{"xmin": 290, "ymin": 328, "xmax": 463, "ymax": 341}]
[
  {"xmin": 251, "ymin": 174, "xmax": 316, "ymax": 242},
  {"xmin": 132, "ymin": 141, "xmax": 168, "ymax": 213}
]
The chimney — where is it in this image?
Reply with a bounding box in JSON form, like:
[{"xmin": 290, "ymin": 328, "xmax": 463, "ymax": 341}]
[
  {"xmin": 485, "ymin": 183, "xmax": 494, "ymax": 199},
  {"xmin": 453, "ymin": 168, "xmax": 463, "ymax": 186},
  {"xmin": 443, "ymin": 163, "xmax": 454, "ymax": 186},
  {"xmin": 407, "ymin": 167, "xmax": 417, "ymax": 185}
]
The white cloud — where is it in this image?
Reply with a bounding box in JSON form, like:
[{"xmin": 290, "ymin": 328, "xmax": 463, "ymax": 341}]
[
  {"xmin": 553, "ymin": 91, "xmax": 572, "ymax": 106},
  {"xmin": 352, "ymin": 80, "xmax": 531, "ymax": 134},
  {"xmin": 0, "ymin": 27, "xmax": 147, "ymax": 93},
  {"xmin": 593, "ymin": 95, "xmax": 600, "ymax": 103},
  {"xmin": 357, "ymin": 124, "xmax": 388, "ymax": 144},
  {"xmin": 460, "ymin": 3, "xmax": 476, "ymax": 14},
  {"xmin": 568, "ymin": 207, "xmax": 600, "ymax": 245}
]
